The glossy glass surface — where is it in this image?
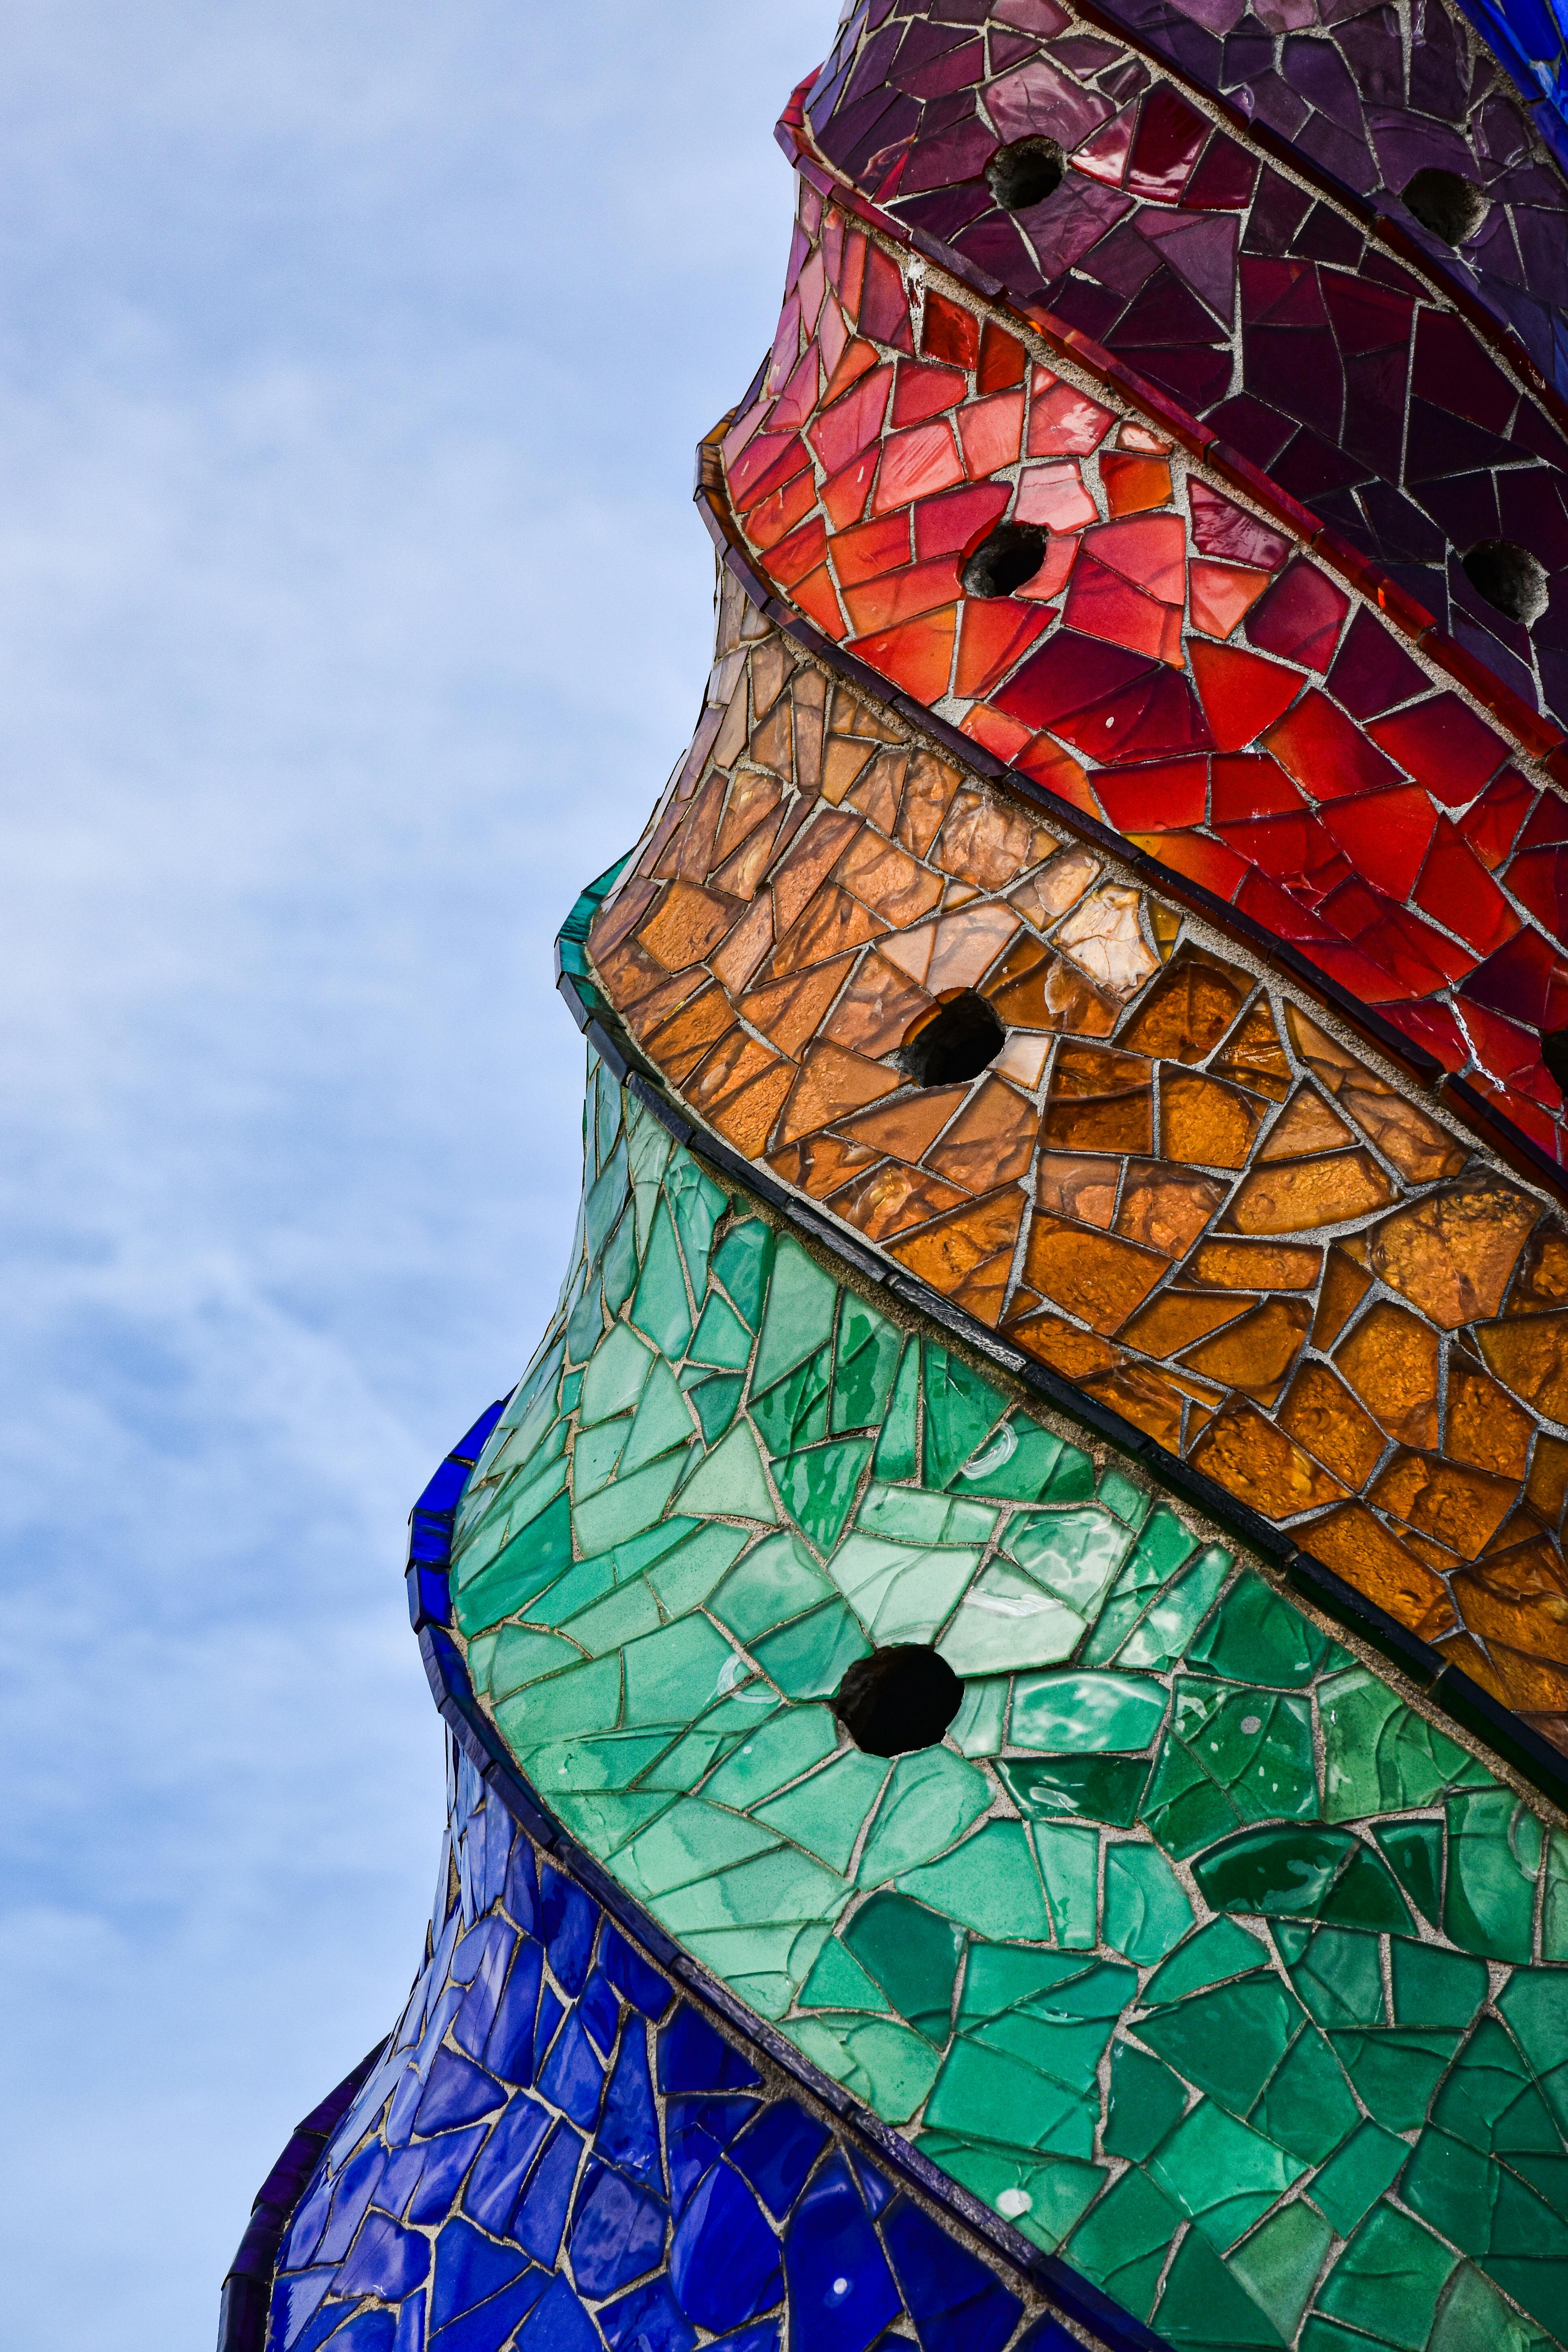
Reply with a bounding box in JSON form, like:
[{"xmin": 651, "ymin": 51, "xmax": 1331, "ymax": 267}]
[{"xmin": 442, "ymin": 1046, "xmax": 1568, "ymax": 2352}]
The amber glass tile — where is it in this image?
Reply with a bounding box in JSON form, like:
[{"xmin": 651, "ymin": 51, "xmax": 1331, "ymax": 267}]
[
  {"xmin": 1190, "ymin": 1403, "xmax": 1346, "ymax": 1514},
  {"xmin": 1006, "ymin": 1306, "xmax": 1122, "ymax": 1377},
  {"xmin": 766, "ymin": 882, "xmax": 886, "ymax": 980},
  {"xmin": 1478, "ymin": 1313, "xmax": 1568, "ymax": 1423},
  {"xmin": 1336, "ymin": 1302, "xmax": 1441, "ymax": 1449},
  {"xmin": 1118, "ymin": 954, "xmax": 1247, "ymax": 1063},
  {"xmin": 1210, "ymin": 998, "xmax": 1292, "ymax": 1099},
  {"xmin": 1021, "ymin": 1214, "xmax": 1167, "ymax": 1333},
  {"xmin": 821, "ymin": 947, "xmax": 934, "ymax": 1057},
  {"xmin": 888, "ymin": 1183, "xmax": 1027, "ymax": 1321},
  {"xmin": 1053, "ymin": 885, "xmax": 1160, "ymax": 1000},
  {"xmin": 828, "ymin": 1161, "xmax": 972, "ymax": 1243},
  {"xmin": 1036, "ymin": 1152, "xmax": 1119, "ymax": 1228},
  {"xmin": 1312, "ymin": 1245, "xmax": 1375, "ymax": 1347},
  {"xmin": 1509, "ymin": 1224, "xmax": 1568, "ymax": 1314},
  {"xmin": 983, "ymin": 938, "xmax": 1118, "ymax": 1036},
  {"xmin": 925, "ymin": 1078, "xmax": 1036, "ymax": 1191},
  {"xmin": 1114, "ymin": 1163, "xmax": 1225, "ymax": 1256},
  {"xmin": 843, "ymin": 747, "xmax": 907, "ymax": 831},
  {"xmin": 1258, "ymin": 1087, "xmax": 1354, "ymax": 1162},
  {"xmin": 637, "ymin": 879, "xmax": 738, "ymax": 971},
  {"xmin": 836, "ymin": 1084, "xmax": 968, "ymax": 1161},
  {"xmin": 1188, "ymin": 1239, "xmax": 1321, "ymax": 1290},
  {"xmin": 1446, "ymin": 1359, "xmax": 1533, "ymax": 1481},
  {"xmin": 1081, "ymin": 1363, "xmax": 1187, "ymax": 1451},
  {"xmin": 1160, "ymin": 1071, "xmax": 1261, "ymax": 1170},
  {"xmin": 777, "ymin": 1040, "xmax": 901, "ymax": 1144},
  {"xmin": 839, "ymin": 828, "xmax": 943, "ymax": 926},
  {"xmin": 1008, "ymin": 847, "xmax": 1101, "ymax": 927},
  {"xmin": 893, "ymin": 747, "xmax": 963, "ymax": 856},
  {"xmin": 739, "ymin": 958, "xmax": 855, "ymax": 1056},
  {"xmin": 933, "ymin": 788, "xmax": 1048, "ymax": 890},
  {"xmin": 1119, "ymin": 1290, "xmax": 1254, "ymax": 1357},
  {"xmin": 1229, "ymin": 1149, "xmax": 1393, "ymax": 1233},
  {"xmin": 1371, "ymin": 1452, "xmax": 1518, "ymax": 1560},
  {"xmin": 768, "ymin": 1133, "xmax": 881, "ymax": 1200},
  {"xmin": 1278, "ymin": 1362, "xmax": 1385, "ymax": 1489},
  {"xmin": 1369, "ymin": 1183, "xmax": 1537, "ymax": 1328},
  {"xmin": 1181, "ymin": 1297, "xmax": 1313, "ymax": 1399},
  {"xmin": 1297, "ymin": 1505, "xmax": 1452, "ymax": 1630}
]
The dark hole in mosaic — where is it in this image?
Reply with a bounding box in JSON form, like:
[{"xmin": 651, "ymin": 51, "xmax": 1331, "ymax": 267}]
[
  {"xmin": 985, "ymin": 135, "xmax": 1065, "ymax": 212},
  {"xmin": 1542, "ymin": 1027, "xmax": 1568, "ymax": 1096},
  {"xmin": 1462, "ymin": 537, "xmax": 1550, "ymax": 626},
  {"xmin": 834, "ymin": 1643, "xmax": 964, "ymax": 1758},
  {"xmin": 898, "ymin": 990, "xmax": 1005, "ymax": 1086},
  {"xmin": 1402, "ymin": 165, "xmax": 1489, "ymax": 246},
  {"xmin": 961, "ymin": 521, "xmax": 1049, "ymax": 601}
]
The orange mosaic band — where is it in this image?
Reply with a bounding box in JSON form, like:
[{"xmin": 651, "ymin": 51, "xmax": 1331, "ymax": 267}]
[
  {"xmin": 571, "ymin": 574, "xmax": 1568, "ymax": 1800},
  {"xmin": 681, "ymin": 83, "xmax": 1568, "ymax": 1206}
]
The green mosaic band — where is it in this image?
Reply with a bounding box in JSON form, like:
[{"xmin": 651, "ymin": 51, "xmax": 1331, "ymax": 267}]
[{"xmin": 447, "ymin": 1024, "xmax": 1568, "ymax": 2352}]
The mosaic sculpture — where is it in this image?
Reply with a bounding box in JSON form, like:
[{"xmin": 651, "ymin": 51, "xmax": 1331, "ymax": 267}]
[{"xmin": 224, "ymin": 6, "xmax": 1568, "ymax": 2350}]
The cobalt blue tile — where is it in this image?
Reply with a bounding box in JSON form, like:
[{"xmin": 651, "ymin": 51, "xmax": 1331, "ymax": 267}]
[
  {"xmin": 599, "ymin": 2276, "xmax": 699, "ymax": 2352},
  {"xmin": 483, "ymin": 1939, "xmax": 543, "ymax": 2084},
  {"xmin": 408, "ymin": 1513, "xmax": 453, "ymax": 1565},
  {"xmin": 530, "ymin": 1984, "xmax": 566, "ymax": 2082},
  {"xmin": 476, "ymin": 1801, "xmax": 513, "ymax": 1914},
  {"xmin": 453, "ymin": 1400, "xmax": 507, "ymax": 1461},
  {"xmin": 730, "ymin": 2101, "xmax": 831, "ymax": 2221},
  {"xmin": 504, "ymin": 1830, "xmax": 540, "ymax": 1935},
  {"xmin": 283, "ymin": 2169, "xmax": 335, "ymax": 2268},
  {"xmin": 461, "ymin": 2096, "xmax": 550, "ymax": 2237},
  {"xmin": 372, "ymin": 2142, "xmax": 428, "ymax": 2221},
  {"xmin": 536, "ymin": 2012, "xmax": 604, "ymax": 2129},
  {"xmin": 430, "ymin": 2215, "xmax": 533, "ymax": 2330},
  {"xmin": 849, "ymin": 2155, "xmax": 892, "ymax": 2218},
  {"xmin": 667, "ymin": 2098, "xmax": 761, "ymax": 2212},
  {"xmin": 451, "ymin": 1922, "xmax": 516, "ymax": 2060},
  {"xmin": 336, "ymin": 2214, "xmax": 432, "ymax": 2302},
  {"xmin": 513, "ymin": 2272, "xmax": 601, "ymax": 2352},
  {"xmin": 669, "ymin": 2162, "xmax": 783, "ymax": 2334},
  {"xmin": 579, "ymin": 1965, "xmax": 622, "ymax": 2056},
  {"xmin": 596, "ymin": 2025, "xmax": 664, "ymax": 2190},
  {"xmin": 1014, "ymin": 2320, "xmax": 1084, "ymax": 2352},
  {"xmin": 658, "ymin": 2005, "xmax": 762, "ymax": 2096},
  {"xmin": 270, "ymin": 2266, "xmax": 334, "ymax": 2351},
  {"xmin": 430, "ymin": 2270, "xmax": 548, "ymax": 2352},
  {"xmin": 405, "ymin": 2125, "xmax": 489, "ymax": 2227},
  {"xmin": 783, "ymin": 2155, "xmax": 900, "ymax": 2352},
  {"xmin": 416, "ymin": 1459, "xmax": 470, "ymax": 1515},
  {"xmin": 881, "ymin": 2194, "xmax": 1023, "ymax": 2352},
  {"xmin": 600, "ymin": 1923, "xmax": 672, "ymax": 2019},
  {"xmin": 540, "ymin": 1865, "xmax": 598, "ymax": 1994},
  {"xmin": 567, "ymin": 2156, "xmax": 669, "ymax": 2296},
  {"xmin": 415, "ymin": 2048, "xmax": 507, "ymax": 2135},
  {"xmin": 315, "ymin": 2307, "xmax": 401, "ymax": 2352},
  {"xmin": 706, "ymin": 2330, "xmax": 783, "ymax": 2352},
  {"xmin": 316, "ymin": 2146, "xmax": 388, "ymax": 2266},
  {"xmin": 510, "ymin": 2119, "xmax": 583, "ymax": 2267},
  {"xmin": 392, "ymin": 2287, "xmax": 425, "ymax": 2352}
]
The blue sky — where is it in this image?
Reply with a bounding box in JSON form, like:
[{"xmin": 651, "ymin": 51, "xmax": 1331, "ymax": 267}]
[{"xmin": 0, "ymin": 6, "xmax": 827, "ymax": 2341}]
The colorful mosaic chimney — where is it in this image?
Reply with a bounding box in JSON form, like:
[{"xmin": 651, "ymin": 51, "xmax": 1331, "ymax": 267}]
[{"xmin": 227, "ymin": 9, "xmax": 1568, "ymax": 2352}]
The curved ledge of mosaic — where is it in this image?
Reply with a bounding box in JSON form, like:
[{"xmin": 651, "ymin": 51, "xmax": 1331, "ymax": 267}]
[
  {"xmin": 706, "ymin": 151, "xmax": 1568, "ymax": 1197},
  {"xmin": 586, "ymin": 575, "xmax": 1568, "ymax": 1767},
  {"xmin": 236, "ymin": 1708, "xmax": 1097, "ymax": 2352},
  {"xmin": 415, "ymin": 1040, "xmax": 1568, "ymax": 2352},
  {"xmin": 796, "ymin": 1, "xmax": 1568, "ymax": 736}
]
